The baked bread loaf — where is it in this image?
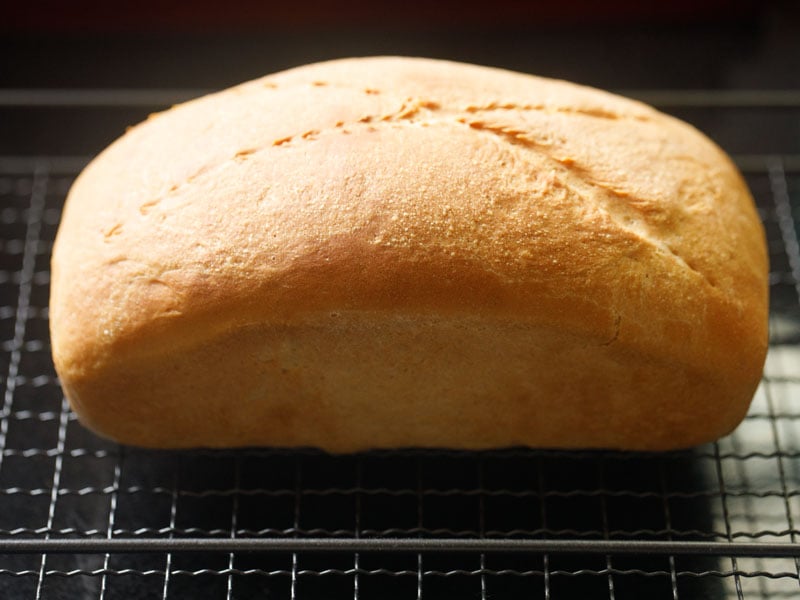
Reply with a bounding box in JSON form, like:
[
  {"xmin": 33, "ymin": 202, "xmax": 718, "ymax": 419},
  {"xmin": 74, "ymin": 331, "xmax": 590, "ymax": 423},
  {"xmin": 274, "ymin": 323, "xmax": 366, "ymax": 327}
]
[{"xmin": 50, "ymin": 57, "xmax": 768, "ymax": 451}]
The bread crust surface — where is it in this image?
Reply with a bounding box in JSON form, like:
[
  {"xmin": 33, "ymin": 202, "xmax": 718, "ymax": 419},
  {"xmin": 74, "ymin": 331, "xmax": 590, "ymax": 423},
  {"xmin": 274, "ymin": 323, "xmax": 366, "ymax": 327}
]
[{"xmin": 50, "ymin": 57, "xmax": 768, "ymax": 450}]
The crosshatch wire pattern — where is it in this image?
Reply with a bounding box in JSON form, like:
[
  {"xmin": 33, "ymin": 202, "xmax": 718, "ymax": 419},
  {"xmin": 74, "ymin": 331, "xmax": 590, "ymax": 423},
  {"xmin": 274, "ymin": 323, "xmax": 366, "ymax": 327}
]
[{"xmin": 0, "ymin": 93, "xmax": 798, "ymax": 599}]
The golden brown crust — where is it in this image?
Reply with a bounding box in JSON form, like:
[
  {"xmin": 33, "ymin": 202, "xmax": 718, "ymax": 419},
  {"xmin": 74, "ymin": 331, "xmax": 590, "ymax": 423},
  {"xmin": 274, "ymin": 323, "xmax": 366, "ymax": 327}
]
[{"xmin": 50, "ymin": 57, "xmax": 768, "ymax": 450}]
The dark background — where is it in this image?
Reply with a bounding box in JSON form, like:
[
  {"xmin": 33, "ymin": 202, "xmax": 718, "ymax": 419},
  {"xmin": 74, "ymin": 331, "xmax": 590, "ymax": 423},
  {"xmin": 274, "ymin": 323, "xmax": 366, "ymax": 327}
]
[
  {"xmin": 1, "ymin": 2, "xmax": 800, "ymax": 598},
  {"xmin": 1, "ymin": 0, "xmax": 799, "ymax": 158},
  {"xmin": 3, "ymin": 1, "xmax": 798, "ymax": 88}
]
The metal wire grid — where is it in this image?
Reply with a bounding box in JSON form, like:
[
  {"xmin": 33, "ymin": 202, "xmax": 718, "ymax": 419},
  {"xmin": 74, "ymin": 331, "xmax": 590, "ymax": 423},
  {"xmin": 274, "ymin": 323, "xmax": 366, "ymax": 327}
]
[{"xmin": 0, "ymin": 98, "xmax": 798, "ymax": 599}]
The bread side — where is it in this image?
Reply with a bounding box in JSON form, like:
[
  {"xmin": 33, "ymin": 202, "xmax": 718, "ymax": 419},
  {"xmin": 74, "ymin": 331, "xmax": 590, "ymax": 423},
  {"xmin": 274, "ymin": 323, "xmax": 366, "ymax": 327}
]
[
  {"xmin": 50, "ymin": 57, "xmax": 769, "ymax": 450},
  {"xmin": 61, "ymin": 314, "xmax": 752, "ymax": 451}
]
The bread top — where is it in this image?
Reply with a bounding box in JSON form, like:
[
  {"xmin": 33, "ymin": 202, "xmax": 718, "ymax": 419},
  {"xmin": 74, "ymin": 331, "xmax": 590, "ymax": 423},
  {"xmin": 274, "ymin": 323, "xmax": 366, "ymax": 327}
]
[{"xmin": 51, "ymin": 57, "xmax": 768, "ymax": 390}]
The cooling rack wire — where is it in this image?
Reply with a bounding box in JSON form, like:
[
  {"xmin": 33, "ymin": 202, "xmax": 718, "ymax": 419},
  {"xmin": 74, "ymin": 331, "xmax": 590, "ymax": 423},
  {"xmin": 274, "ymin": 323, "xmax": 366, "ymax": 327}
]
[{"xmin": 0, "ymin": 89, "xmax": 798, "ymax": 598}]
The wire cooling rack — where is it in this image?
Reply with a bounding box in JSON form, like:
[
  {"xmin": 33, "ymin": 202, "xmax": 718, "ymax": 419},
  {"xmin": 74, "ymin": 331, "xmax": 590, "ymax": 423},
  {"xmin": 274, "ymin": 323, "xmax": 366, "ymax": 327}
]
[{"xmin": 0, "ymin": 90, "xmax": 799, "ymax": 599}]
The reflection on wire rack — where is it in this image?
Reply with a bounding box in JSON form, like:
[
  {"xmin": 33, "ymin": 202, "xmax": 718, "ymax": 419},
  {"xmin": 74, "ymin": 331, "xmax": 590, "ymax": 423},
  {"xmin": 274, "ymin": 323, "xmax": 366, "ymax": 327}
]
[{"xmin": 0, "ymin": 93, "xmax": 799, "ymax": 599}]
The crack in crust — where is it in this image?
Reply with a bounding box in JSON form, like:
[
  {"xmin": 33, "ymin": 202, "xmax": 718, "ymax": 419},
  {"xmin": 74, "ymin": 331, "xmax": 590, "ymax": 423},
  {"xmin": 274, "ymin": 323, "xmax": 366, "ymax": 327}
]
[
  {"xmin": 458, "ymin": 119, "xmax": 716, "ymax": 289},
  {"xmin": 135, "ymin": 92, "xmax": 712, "ymax": 289},
  {"xmin": 463, "ymin": 100, "xmax": 652, "ymax": 122},
  {"xmin": 138, "ymin": 97, "xmax": 444, "ymax": 211},
  {"xmin": 599, "ymin": 315, "xmax": 622, "ymax": 346}
]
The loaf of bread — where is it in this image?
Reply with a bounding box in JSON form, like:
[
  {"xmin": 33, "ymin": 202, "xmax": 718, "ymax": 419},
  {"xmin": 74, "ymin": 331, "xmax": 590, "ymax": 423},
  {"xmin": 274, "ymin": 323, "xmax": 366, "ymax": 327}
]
[{"xmin": 50, "ymin": 57, "xmax": 768, "ymax": 451}]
